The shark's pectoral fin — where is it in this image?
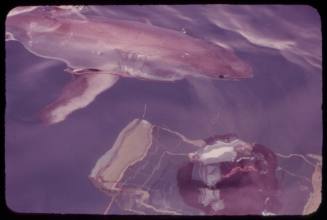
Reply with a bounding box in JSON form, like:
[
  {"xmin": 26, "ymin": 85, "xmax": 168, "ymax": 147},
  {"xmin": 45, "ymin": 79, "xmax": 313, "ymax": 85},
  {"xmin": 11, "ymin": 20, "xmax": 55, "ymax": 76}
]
[{"xmin": 40, "ymin": 72, "xmax": 119, "ymax": 125}]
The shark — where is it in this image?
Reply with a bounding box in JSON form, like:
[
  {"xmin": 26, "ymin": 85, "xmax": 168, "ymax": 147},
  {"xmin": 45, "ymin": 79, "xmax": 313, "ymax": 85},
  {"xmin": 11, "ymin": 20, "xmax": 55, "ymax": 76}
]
[{"xmin": 6, "ymin": 6, "xmax": 253, "ymax": 124}]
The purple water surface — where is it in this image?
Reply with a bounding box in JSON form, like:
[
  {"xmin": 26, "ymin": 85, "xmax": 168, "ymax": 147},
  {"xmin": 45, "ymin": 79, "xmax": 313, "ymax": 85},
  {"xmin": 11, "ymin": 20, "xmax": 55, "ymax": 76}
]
[{"xmin": 5, "ymin": 5, "xmax": 322, "ymax": 214}]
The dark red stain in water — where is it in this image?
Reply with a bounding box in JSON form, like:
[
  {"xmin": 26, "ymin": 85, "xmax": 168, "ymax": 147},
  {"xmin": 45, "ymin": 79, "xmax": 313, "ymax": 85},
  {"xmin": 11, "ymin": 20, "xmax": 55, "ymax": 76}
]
[{"xmin": 177, "ymin": 139, "xmax": 281, "ymax": 215}]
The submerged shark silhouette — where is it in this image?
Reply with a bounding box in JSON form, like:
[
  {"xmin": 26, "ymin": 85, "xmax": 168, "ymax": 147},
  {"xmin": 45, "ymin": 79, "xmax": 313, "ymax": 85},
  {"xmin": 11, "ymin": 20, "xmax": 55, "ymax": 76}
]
[{"xmin": 6, "ymin": 6, "xmax": 253, "ymax": 124}]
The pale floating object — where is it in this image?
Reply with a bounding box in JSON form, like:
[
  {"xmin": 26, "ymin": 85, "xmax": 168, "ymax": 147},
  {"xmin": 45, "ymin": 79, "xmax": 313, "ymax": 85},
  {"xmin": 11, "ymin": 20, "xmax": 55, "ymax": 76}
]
[
  {"xmin": 89, "ymin": 118, "xmax": 204, "ymax": 214},
  {"xmin": 188, "ymin": 136, "xmax": 253, "ymax": 166},
  {"xmin": 6, "ymin": 6, "xmax": 253, "ymax": 124},
  {"xmin": 178, "ymin": 134, "xmax": 280, "ymax": 215},
  {"xmin": 303, "ymin": 154, "xmax": 322, "ymax": 215},
  {"xmin": 89, "ymin": 118, "xmax": 154, "ymax": 193},
  {"xmin": 198, "ymin": 188, "xmax": 224, "ymax": 211},
  {"xmin": 188, "ymin": 135, "xmax": 254, "ymax": 187}
]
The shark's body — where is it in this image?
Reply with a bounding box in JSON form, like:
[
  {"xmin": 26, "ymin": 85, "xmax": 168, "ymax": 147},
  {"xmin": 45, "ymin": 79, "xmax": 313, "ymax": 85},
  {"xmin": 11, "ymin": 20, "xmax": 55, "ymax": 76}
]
[{"xmin": 6, "ymin": 6, "xmax": 253, "ymax": 124}]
